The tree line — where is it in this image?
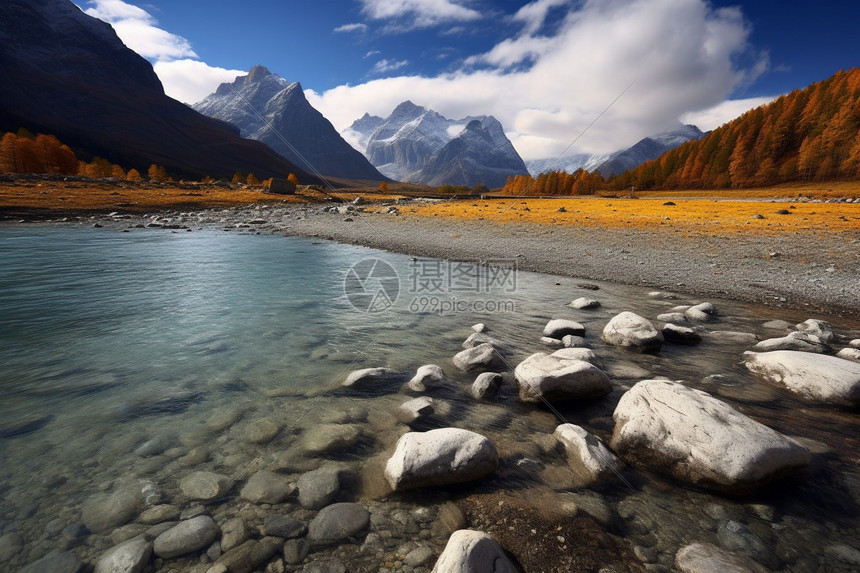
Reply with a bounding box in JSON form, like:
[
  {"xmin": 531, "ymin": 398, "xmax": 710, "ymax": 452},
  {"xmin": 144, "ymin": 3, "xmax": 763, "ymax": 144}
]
[
  {"xmin": 502, "ymin": 67, "xmax": 860, "ymax": 195},
  {"xmin": 0, "ymin": 129, "xmax": 168, "ymax": 182}
]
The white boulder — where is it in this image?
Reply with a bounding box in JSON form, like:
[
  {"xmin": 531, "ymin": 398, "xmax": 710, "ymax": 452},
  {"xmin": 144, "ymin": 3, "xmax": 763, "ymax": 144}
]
[
  {"xmin": 385, "ymin": 428, "xmax": 498, "ymax": 491},
  {"xmin": 405, "ymin": 364, "xmax": 449, "ymax": 393},
  {"xmin": 554, "ymin": 424, "xmax": 622, "ymax": 483},
  {"xmin": 341, "ymin": 367, "xmax": 403, "ymax": 392},
  {"xmin": 432, "ymin": 530, "xmax": 519, "ymax": 573},
  {"xmin": 744, "ymin": 350, "xmax": 860, "ymax": 407},
  {"xmin": 602, "ymin": 312, "xmax": 663, "ymax": 353},
  {"xmin": 514, "ymin": 351, "xmax": 611, "ymax": 403},
  {"xmin": 610, "ymin": 379, "xmax": 811, "ymax": 494},
  {"xmin": 542, "ymin": 319, "xmax": 585, "ymax": 339},
  {"xmin": 453, "ymin": 343, "xmax": 506, "ymax": 372}
]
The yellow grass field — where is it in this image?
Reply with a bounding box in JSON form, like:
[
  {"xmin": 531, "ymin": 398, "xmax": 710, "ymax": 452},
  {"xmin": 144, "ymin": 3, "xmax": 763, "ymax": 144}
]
[
  {"xmin": 405, "ymin": 184, "xmax": 860, "ymax": 237},
  {"xmin": 1, "ymin": 178, "xmax": 858, "ymax": 238}
]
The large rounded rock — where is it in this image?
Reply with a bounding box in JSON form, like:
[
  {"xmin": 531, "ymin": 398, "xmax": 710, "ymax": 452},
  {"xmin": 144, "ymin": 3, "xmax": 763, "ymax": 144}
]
[
  {"xmin": 298, "ymin": 467, "xmax": 340, "ymax": 509},
  {"xmin": 308, "ymin": 503, "xmax": 370, "ymax": 544},
  {"xmin": 94, "ymin": 538, "xmax": 152, "ymax": 573},
  {"xmin": 602, "ymin": 311, "xmax": 663, "ymax": 353},
  {"xmin": 240, "ymin": 470, "xmax": 294, "ymax": 504},
  {"xmin": 610, "ymin": 380, "xmax": 811, "ymax": 494},
  {"xmin": 513, "ymin": 351, "xmax": 611, "ymax": 403},
  {"xmin": 744, "ymin": 350, "xmax": 860, "ymax": 407},
  {"xmin": 432, "ymin": 530, "xmax": 519, "ymax": 573},
  {"xmin": 554, "ymin": 423, "xmax": 622, "ymax": 483},
  {"xmin": 153, "ymin": 515, "xmax": 220, "ymax": 559},
  {"xmin": 81, "ymin": 483, "xmax": 144, "ymax": 534},
  {"xmin": 385, "ymin": 428, "xmax": 498, "ymax": 491},
  {"xmin": 675, "ymin": 542, "xmax": 769, "ymax": 573},
  {"xmin": 179, "ymin": 471, "xmax": 230, "ymax": 501},
  {"xmin": 453, "ymin": 343, "xmax": 507, "ymax": 372}
]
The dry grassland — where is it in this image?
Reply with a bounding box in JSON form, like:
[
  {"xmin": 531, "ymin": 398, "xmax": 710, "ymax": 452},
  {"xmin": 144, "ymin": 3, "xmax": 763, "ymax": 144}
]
[{"xmin": 407, "ymin": 184, "xmax": 860, "ymax": 237}]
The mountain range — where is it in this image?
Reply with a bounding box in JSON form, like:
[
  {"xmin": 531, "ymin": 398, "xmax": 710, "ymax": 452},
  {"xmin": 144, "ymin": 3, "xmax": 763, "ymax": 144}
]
[
  {"xmin": 346, "ymin": 101, "xmax": 530, "ymax": 188},
  {"xmin": 0, "ymin": 0, "xmax": 315, "ymax": 181},
  {"xmin": 193, "ymin": 66, "xmax": 385, "ymax": 181},
  {"xmin": 524, "ymin": 124, "xmax": 704, "ymax": 177}
]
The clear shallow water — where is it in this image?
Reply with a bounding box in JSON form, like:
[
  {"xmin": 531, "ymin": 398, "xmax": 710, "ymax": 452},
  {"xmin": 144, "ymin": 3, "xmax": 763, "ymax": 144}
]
[{"xmin": 0, "ymin": 224, "xmax": 859, "ymax": 572}]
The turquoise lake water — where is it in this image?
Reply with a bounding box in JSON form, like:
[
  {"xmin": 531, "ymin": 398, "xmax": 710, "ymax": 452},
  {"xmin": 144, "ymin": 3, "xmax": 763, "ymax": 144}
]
[{"xmin": 1, "ymin": 223, "xmax": 858, "ymax": 572}]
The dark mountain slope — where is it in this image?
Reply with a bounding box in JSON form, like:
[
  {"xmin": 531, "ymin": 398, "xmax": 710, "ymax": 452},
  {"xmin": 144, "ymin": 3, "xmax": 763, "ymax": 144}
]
[
  {"xmin": 194, "ymin": 66, "xmax": 385, "ymax": 180},
  {"xmin": 0, "ymin": 0, "xmax": 315, "ymax": 181}
]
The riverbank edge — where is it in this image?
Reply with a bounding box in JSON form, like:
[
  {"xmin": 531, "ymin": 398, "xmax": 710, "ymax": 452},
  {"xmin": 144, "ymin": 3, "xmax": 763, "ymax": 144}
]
[{"xmin": 2, "ymin": 202, "xmax": 858, "ymax": 318}]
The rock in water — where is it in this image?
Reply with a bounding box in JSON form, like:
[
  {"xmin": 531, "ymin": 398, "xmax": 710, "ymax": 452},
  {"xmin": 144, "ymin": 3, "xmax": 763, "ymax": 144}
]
[
  {"xmin": 341, "ymin": 367, "xmax": 403, "ymax": 393},
  {"xmin": 471, "ymin": 372, "xmax": 503, "ymax": 400},
  {"xmin": 662, "ymin": 323, "xmax": 702, "ymax": 345},
  {"xmin": 179, "ymin": 471, "xmax": 230, "ymax": 501},
  {"xmin": 432, "ymin": 530, "xmax": 519, "ymax": 573},
  {"xmin": 94, "ymin": 538, "xmax": 152, "ymax": 573},
  {"xmin": 405, "ymin": 364, "xmax": 449, "ymax": 393},
  {"xmin": 610, "ymin": 379, "xmax": 811, "ymax": 494},
  {"xmin": 240, "ymin": 470, "xmax": 294, "ymax": 504},
  {"xmin": 302, "ymin": 423, "xmax": 362, "ymax": 455},
  {"xmin": 744, "ymin": 350, "xmax": 860, "ymax": 407},
  {"xmin": 513, "ymin": 351, "xmax": 611, "ymax": 403},
  {"xmin": 602, "ymin": 311, "xmax": 663, "ymax": 353},
  {"xmin": 569, "ymin": 297, "xmax": 600, "ymax": 310},
  {"xmin": 385, "ymin": 428, "xmax": 498, "ymax": 491},
  {"xmin": 452, "ymin": 343, "xmax": 507, "ymax": 372},
  {"xmin": 81, "ymin": 483, "xmax": 144, "ymax": 534},
  {"xmin": 307, "ymin": 503, "xmax": 370, "ymax": 544},
  {"xmin": 298, "ymin": 467, "xmax": 340, "ymax": 509},
  {"xmin": 153, "ymin": 515, "xmax": 220, "ymax": 559},
  {"xmin": 20, "ymin": 550, "xmax": 82, "ymax": 573},
  {"xmin": 675, "ymin": 542, "xmax": 769, "ymax": 573},
  {"xmin": 542, "ymin": 319, "xmax": 585, "ymax": 339},
  {"xmin": 554, "ymin": 423, "xmax": 623, "ymax": 483},
  {"xmin": 399, "ymin": 397, "xmax": 436, "ymax": 423}
]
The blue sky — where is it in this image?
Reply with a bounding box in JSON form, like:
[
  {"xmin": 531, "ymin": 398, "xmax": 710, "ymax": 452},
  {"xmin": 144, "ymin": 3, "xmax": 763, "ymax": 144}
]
[{"xmin": 79, "ymin": 0, "xmax": 859, "ymax": 159}]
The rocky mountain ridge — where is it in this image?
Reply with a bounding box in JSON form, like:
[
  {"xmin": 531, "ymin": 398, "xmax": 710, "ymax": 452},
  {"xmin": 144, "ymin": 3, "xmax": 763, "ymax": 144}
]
[
  {"xmin": 194, "ymin": 66, "xmax": 385, "ymax": 180},
  {"xmin": 347, "ymin": 102, "xmax": 529, "ymax": 188},
  {"xmin": 0, "ymin": 0, "xmax": 314, "ymax": 181}
]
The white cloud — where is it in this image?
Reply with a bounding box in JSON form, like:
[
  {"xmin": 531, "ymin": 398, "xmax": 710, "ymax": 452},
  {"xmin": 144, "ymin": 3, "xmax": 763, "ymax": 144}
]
[
  {"xmin": 153, "ymin": 60, "xmax": 245, "ymax": 104},
  {"xmin": 309, "ymin": 0, "xmax": 770, "ymax": 159},
  {"xmin": 357, "ymin": 0, "xmax": 482, "ymax": 30},
  {"xmin": 82, "ymin": 0, "xmax": 196, "ymax": 60},
  {"xmin": 334, "ymin": 22, "xmax": 368, "ymax": 33},
  {"xmin": 513, "ymin": 0, "xmax": 572, "ymax": 34},
  {"xmin": 80, "ymin": 1, "xmax": 241, "ymax": 104},
  {"xmin": 369, "ymin": 59, "xmax": 410, "ymax": 75},
  {"xmin": 680, "ymin": 96, "xmax": 778, "ymax": 131}
]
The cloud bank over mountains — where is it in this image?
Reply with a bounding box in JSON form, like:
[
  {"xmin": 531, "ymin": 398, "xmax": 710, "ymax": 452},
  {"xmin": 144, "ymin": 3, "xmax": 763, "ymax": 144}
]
[{"xmin": 81, "ymin": 0, "xmax": 776, "ymax": 160}]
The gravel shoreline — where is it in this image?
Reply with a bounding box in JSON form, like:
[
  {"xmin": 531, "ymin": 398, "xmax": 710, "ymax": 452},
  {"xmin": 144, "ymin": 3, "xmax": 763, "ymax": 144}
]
[
  {"xmin": 3, "ymin": 201, "xmax": 859, "ymax": 317},
  {"xmin": 272, "ymin": 204, "xmax": 860, "ymax": 319}
]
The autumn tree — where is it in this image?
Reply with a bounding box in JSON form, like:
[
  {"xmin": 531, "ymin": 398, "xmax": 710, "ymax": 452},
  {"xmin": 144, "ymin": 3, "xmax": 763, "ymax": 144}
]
[
  {"xmin": 126, "ymin": 168, "xmax": 142, "ymax": 181},
  {"xmin": 287, "ymin": 173, "xmax": 299, "ymax": 185},
  {"xmin": 246, "ymin": 172, "xmax": 260, "ymax": 185},
  {"xmin": 378, "ymin": 180, "xmax": 389, "ymax": 193}
]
